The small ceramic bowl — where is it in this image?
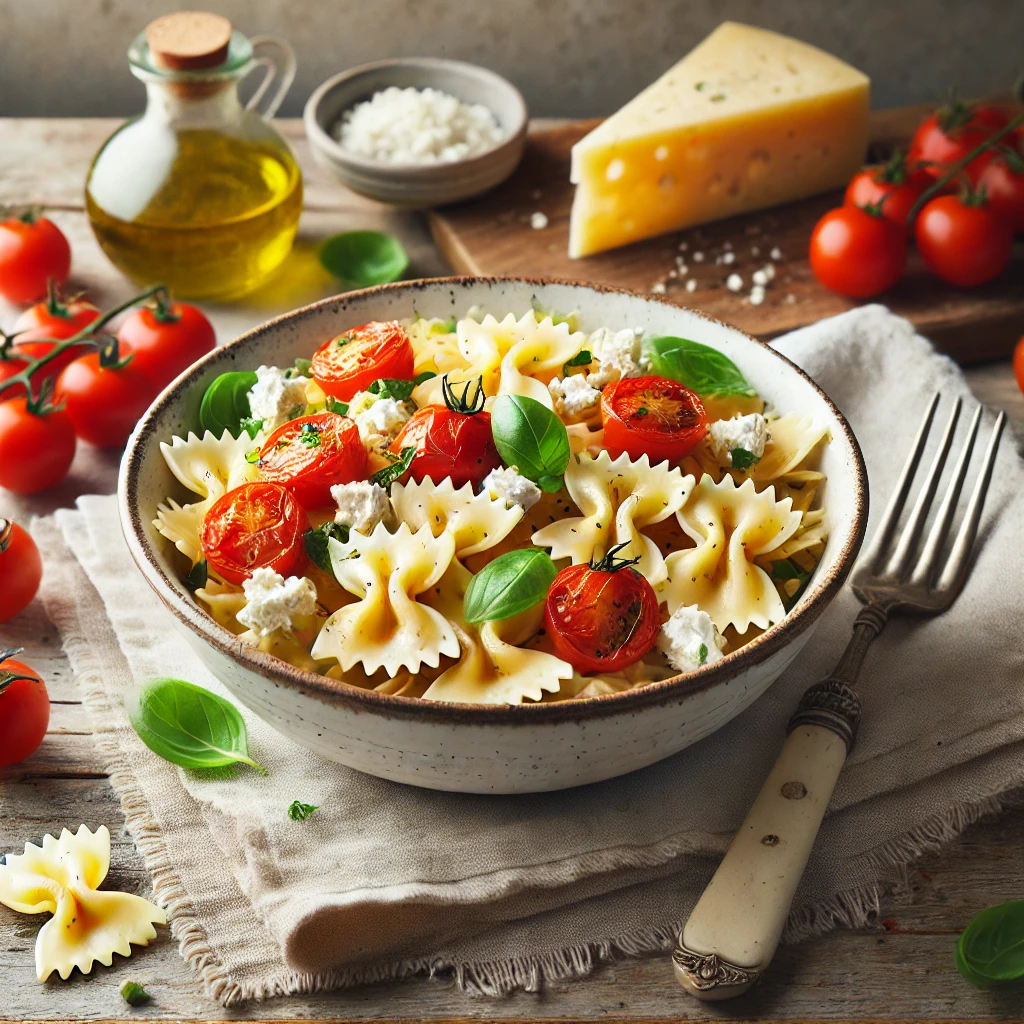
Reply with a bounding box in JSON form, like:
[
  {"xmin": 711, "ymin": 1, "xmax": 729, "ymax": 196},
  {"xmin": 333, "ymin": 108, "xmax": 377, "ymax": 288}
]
[
  {"xmin": 120, "ymin": 278, "xmax": 868, "ymax": 795},
  {"xmin": 304, "ymin": 58, "xmax": 528, "ymax": 207}
]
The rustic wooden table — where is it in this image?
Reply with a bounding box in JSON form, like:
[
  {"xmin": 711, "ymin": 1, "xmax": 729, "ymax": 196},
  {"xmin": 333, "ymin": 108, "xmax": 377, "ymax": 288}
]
[{"xmin": 1, "ymin": 118, "xmax": 1023, "ymax": 1023}]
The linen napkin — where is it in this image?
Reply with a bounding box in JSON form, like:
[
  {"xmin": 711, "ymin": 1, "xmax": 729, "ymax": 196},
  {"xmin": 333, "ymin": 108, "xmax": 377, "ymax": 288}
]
[{"xmin": 32, "ymin": 305, "xmax": 1024, "ymax": 1005}]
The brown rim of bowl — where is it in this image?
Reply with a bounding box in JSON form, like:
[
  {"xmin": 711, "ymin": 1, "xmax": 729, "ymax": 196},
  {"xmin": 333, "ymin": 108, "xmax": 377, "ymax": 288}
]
[
  {"xmin": 303, "ymin": 58, "xmax": 529, "ymax": 173},
  {"xmin": 119, "ymin": 275, "xmax": 869, "ymax": 726}
]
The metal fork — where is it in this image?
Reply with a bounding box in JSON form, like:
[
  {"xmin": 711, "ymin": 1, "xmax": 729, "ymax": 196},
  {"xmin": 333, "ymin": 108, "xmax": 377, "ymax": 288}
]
[{"xmin": 673, "ymin": 393, "xmax": 1007, "ymax": 1001}]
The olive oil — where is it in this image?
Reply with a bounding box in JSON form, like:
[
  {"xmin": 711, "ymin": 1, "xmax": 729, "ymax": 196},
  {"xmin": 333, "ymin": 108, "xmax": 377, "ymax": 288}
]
[{"xmin": 87, "ymin": 128, "xmax": 302, "ymax": 301}]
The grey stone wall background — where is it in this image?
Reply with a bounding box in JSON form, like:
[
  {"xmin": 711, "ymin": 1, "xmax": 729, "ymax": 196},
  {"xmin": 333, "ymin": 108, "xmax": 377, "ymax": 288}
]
[{"xmin": 1, "ymin": 0, "xmax": 1021, "ymax": 118}]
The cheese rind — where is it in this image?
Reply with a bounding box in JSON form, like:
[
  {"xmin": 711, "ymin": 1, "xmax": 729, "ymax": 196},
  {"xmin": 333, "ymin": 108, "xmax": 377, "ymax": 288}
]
[{"xmin": 568, "ymin": 22, "xmax": 870, "ymax": 258}]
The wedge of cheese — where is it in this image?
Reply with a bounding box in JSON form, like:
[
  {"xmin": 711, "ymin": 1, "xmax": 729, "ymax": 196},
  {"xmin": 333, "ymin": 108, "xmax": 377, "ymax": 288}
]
[{"xmin": 568, "ymin": 22, "xmax": 870, "ymax": 258}]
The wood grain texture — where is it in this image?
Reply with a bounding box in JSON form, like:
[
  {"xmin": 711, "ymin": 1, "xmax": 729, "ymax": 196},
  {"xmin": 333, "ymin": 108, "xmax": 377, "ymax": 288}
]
[
  {"xmin": 428, "ymin": 109, "xmax": 1024, "ymax": 364},
  {"xmin": 2, "ymin": 117, "xmax": 1024, "ymax": 1023}
]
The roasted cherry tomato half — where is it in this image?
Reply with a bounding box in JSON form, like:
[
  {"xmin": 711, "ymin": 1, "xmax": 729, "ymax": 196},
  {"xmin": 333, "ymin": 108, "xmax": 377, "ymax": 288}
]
[
  {"xmin": 809, "ymin": 205, "xmax": 907, "ymax": 298},
  {"xmin": 601, "ymin": 375, "xmax": 707, "ymax": 465},
  {"xmin": 311, "ymin": 321, "xmax": 415, "ymax": 401},
  {"xmin": 544, "ymin": 545, "xmax": 660, "ymax": 674},
  {"xmin": 257, "ymin": 412, "xmax": 366, "ymax": 509},
  {"xmin": 0, "ymin": 213, "xmax": 71, "ymax": 304},
  {"xmin": 908, "ymin": 102, "xmax": 1011, "ymax": 183},
  {"xmin": 914, "ymin": 194, "xmax": 1012, "ymax": 288},
  {"xmin": 0, "ymin": 652, "xmax": 50, "ymax": 767},
  {"xmin": 843, "ymin": 152, "xmax": 930, "ymax": 230},
  {"xmin": 0, "ymin": 399, "xmax": 76, "ymax": 495},
  {"xmin": 0, "ymin": 518, "xmax": 43, "ymax": 622},
  {"xmin": 117, "ymin": 300, "xmax": 217, "ymax": 389},
  {"xmin": 200, "ymin": 481, "xmax": 309, "ymax": 585},
  {"xmin": 390, "ymin": 375, "xmax": 501, "ymax": 488}
]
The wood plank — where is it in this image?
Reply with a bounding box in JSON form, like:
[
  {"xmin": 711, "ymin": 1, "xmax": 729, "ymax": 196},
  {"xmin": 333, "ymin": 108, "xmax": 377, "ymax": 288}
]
[{"xmin": 428, "ymin": 110, "xmax": 1024, "ymax": 365}]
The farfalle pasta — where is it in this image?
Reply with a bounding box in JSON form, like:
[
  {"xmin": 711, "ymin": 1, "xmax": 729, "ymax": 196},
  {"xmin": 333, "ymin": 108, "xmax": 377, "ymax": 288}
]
[{"xmin": 155, "ymin": 308, "xmax": 831, "ymax": 704}]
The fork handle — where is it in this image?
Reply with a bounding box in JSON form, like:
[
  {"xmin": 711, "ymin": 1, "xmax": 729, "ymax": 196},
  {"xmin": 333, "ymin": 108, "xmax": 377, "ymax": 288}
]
[{"xmin": 673, "ymin": 680, "xmax": 861, "ymax": 1000}]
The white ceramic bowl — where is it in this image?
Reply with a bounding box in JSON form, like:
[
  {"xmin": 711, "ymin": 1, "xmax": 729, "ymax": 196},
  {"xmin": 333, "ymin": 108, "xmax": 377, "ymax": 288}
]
[
  {"xmin": 119, "ymin": 278, "xmax": 867, "ymax": 794},
  {"xmin": 304, "ymin": 58, "xmax": 528, "ymax": 207}
]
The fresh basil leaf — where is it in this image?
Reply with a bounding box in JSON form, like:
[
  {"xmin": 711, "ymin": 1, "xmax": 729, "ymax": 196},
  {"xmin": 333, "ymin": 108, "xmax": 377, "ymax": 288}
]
[
  {"xmin": 370, "ymin": 446, "xmax": 415, "ymax": 490},
  {"xmin": 325, "ymin": 396, "xmax": 348, "ymax": 415},
  {"xmin": 320, "ymin": 231, "xmax": 409, "ymax": 288},
  {"xmin": 290, "ymin": 357, "xmax": 313, "ymax": 376},
  {"xmin": 956, "ymin": 900, "xmax": 1024, "ymax": 988},
  {"xmin": 239, "ymin": 416, "xmax": 264, "ymax": 439},
  {"xmin": 771, "ymin": 558, "xmax": 810, "ymax": 610},
  {"xmin": 490, "ymin": 395, "xmax": 570, "ymax": 490},
  {"xmin": 562, "ymin": 349, "xmax": 592, "ymax": 375},
  {"xmin": 125, "ymin": 678, "xmax": 264, "ymax": 773},
  {"xmin": 184, "ymin": 558, "xmax": 208, "ymax": 590},
  {"xmin": 730, "ymin": 447, "xmax": 759, "ymax": 470},
  {"xmin": 120, "ymin": 982, "xmax": 151, "ymax": 1007},
  {"xmin": 199, "ymin": 371, "xmax": 259, "ymax": 437},
  {"xmin": 464, "ymin": 548, "xmax": 558, "ymax": 623},
  {"xmin": 530, "ymin": 298, "xmax": 578, "ymax": 332},
  {"xmin": 287, "ymin": 800, "xmax": 319, "ymax": 821},
  {"xmin": 697, "ymin": 643, "xmax": 709, "ymax": 667},
  {"xmin": 367, "ymin": 371, "xmax": 436, "ymax": 402},
  {"xmin": 641, "ymin": 335, "xmax": 757, "ymax": 398},
  {"xmin": 304, "ymin": 521, "xmax": 349, "ymax": 571}
]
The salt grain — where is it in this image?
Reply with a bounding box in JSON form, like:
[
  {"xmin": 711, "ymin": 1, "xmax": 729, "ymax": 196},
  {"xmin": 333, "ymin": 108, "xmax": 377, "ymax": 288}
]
[
  {"xmin": 770, "ymin": 246, "xmax": 783, "ymax": 261},
  {"xmin": 749, "ymin": 286, "xmax": 766, "ymax": 306},
  {"xmin": 678, "ymin": 241, "xmax": 688, "ymax": 251},
  {"xmin": 685, "ymin": 279, "xmax": 697, "ymax": 293},
  {"xmin": 751, "ymin": 245, "xmax": 760, "ymax": 256},
  {"xmin": 785, "ymin": 293, "xmax": 796, "ymax": 304},
  {"xmin": 722, "ymin": 251, "xmax": 735, "ymax": 265},
  {"xmin": 723, "ymin": 240, "xmax": 732, "ymax": 251},
  {"xmin": 693, "ymin": 251, "xmax": 705, "ymax": 262},
  {"xmin": 530, "ymin": 211, "xmax": 549, "ymax": 230},
  {"xmin": 752, "ymin": 269, "xmax": 769, "ymax": 287},
  {"xmin": 726, "ymin": 273, "xmax": 743, "ymax": 292},
  {"xmin": 651, "ymin": 282, "xmax": 667, "ymax": 294}
]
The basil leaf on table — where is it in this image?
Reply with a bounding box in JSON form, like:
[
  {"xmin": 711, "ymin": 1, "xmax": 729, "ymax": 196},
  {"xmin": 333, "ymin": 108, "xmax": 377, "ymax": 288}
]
[
  {"xmin": 126, "ymin": 677, "xmax": 264, "ymax": 773},
  {"xmin": 640, "ymin": 335, "xmax": 757, "ymax": 398},
  {"xmin": 199, "ymin": 371, "xmax": 258, "ymax": 437},
  {"xmin": 464, "ymin": 548, "xmax": 558, "ymax": 623},
  {"xmin": 956, "ymin": 900, "xmax": 1024, "ymax": 989},
  {"xmin": 320, "ymin": 231, "xmax": 409, "ymax": 288},
  {"xmin": 287, "ymin": 800, "xmax": 319, "ymax": 821},
  {"xmin": 490, "ymin": 395, "xmax": 571, "ymax": 492}
]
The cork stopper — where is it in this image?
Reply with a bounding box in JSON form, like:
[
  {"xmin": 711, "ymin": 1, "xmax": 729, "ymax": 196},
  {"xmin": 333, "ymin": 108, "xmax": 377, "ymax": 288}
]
[{"xmin": 145, "ymin": 11, "xmax": 232, "ymax": 71}]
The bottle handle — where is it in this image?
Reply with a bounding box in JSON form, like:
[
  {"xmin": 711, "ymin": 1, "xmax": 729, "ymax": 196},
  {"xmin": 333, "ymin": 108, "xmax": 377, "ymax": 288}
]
[{"xmin": 244, "ymin": 35, "xmax": 297, "ymax": 119}]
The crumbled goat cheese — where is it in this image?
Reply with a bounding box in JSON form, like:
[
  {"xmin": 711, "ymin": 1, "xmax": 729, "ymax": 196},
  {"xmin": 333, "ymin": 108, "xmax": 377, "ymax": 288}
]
[
  {"xmin": 770, "ymin": 246, "xmax": 783, "ymax": 261},
  {"xmin": 482, "ymin": 466, "xmax": 542, "ymax": 511},
  {"xmin": 585, "ymin": 327, "xmax": 643, "ymax": 389},
  {"xmin": 685, "ymin": 279, "xmax": 697, "ymax": 293},
  {"xmin": 659, "ymin": 604, "xmax": 725, "ymax": 673},
  {"xmin": 335, "ymin": 86, "xmax": 502, "ymax": 165},
  {"xmin": 332, "ymin": 481, "xmax": 390, "ymax": 534},
  {"xmin": 530, "ymin": 211, "xmax": 549, "ymax": 230},
  {"xmin": 726, "ymin": 273, "xmax": 743, "ymax": 293},
  {"xmin": 247, "ymin": 365, "xmax": 309, "ymax": 432},
  {"xmin": 707, "ymin": 413, "xmax": 770, "ymax": 465},
  {"xmin": 237, "ymin": 568, "xmax": 317, "ymax": 638},
  {"xmin": 651, "ymin": 282, "xmax": 667, "ymax": 294},
  {"xmin": 347, "ymin": 389, "xmax": 411, "ymax": 452},
  {"xmin": 549, "ymin": 374, "xmax": 602, "ymax": 417}
]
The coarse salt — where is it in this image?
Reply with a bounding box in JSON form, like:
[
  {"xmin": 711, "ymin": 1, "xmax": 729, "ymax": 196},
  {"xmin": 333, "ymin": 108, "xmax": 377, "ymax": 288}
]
[
  {"xmin": 770, "ymin": 246, "xmax": 783, "ymax": 261},
  {"xmin": 530, "ymin": 211, "xmax": 549, "ymax": 230},
  {"xmin": 651, "ymin": 282, "xmax": 667, "ymax": 294},
  {"xmin": 726, "ymin": 273, "xmax": 743, "ymax": 292},
  {"xmin": 692, "ymin": 251, "xmax": 705, "ymax": 262},
  {"xmin": 685, "ymin": 279, "xmax": 697, "ymax": 293}
]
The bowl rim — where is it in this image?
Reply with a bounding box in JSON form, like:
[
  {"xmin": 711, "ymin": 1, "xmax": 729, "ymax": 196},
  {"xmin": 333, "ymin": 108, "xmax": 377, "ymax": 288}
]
[
  {"xmin": 303, "ymin": 57, "xmax": 530, "ymax": 175},
  {"xmin": 119, "ymin": 275, "xmax": 869, "ymax": 725}
]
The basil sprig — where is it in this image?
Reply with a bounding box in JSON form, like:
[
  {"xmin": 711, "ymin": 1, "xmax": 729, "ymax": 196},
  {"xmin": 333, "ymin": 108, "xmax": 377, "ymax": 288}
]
[
  {"xmin": 563, "ymin": 349, "xmax": 592, "ymax": 375},
  {"xmin": 304, "ymin": 521, "xmax": 349, "ymax": 571},
  {"xmin": 199, "ymin": 371, "xmax": 259, "ymax": 437},
  {"xmin": 367, "ymin": 371, "xmax": 436, "ymax": 402},
  {"xmin": 730, "ymin": 447, "xmax": 759, "ymax": 470},
  {"xmin": 771, "ymin": 559, "xmax": 810, "ymax": 610},
  {"xmin": 126, "ymin": 678, "xmax": 264, "ymax": 773},
  {"xmin": 641, "ymin": 335, "xmax": 757, "ymax": 398},
  {"xmin": 490, "ymin": 395, "xmax": 570, "ymax": 493},
  {"xmin": 464, "ymin": 548, "xmax": 558, "ymax": 623},
  {"xmin": 370, "ymin": 446, "xmax": 416, "ymax": 489},
  {"xmin": 288, "ymin": 800, "xmax": 319, "ymax": 821},
  {"xmin": 956, "ymin": 900, "xmax": 1024, "ymax": 989}
]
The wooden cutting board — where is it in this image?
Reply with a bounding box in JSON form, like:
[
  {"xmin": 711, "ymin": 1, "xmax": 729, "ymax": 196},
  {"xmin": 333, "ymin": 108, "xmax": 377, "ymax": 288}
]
[{"xmin": 428, "ymin": 105, "xmax": 1024, "ymax": 364}]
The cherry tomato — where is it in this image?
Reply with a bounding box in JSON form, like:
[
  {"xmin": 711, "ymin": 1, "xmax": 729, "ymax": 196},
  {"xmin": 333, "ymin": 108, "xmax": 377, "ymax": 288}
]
[
  {"xmin": 977, "ymin": 154, "xmax": 1024, "ymax": 234},
  {"xmin": 0, "ymin": 213, "xmax": 71, "ymax": 304},
  {"xmin": 0, "ymin": 353, "xmax": 28, "ymax": 401},
  {"xmin": 0, "ymin": 519, "xmax": 43, "ymax": 622},
  {"xmin": 12, "ymin": 290, "xmax": 101, "ymax": 381},
  {"xmin": 844, "ymin": 153, "xmax": 929, "ymax": 230},
  {"xmin": 809, "ymin": 205, "xmax": 907, "ymax": 298},
  {"xmin": 544, "ymin": 549, "xmax": 660, "ymax": 674},
  {"xmin": 0, "ymin": 399, "xmax": 76, "ymax": 494},
  {"xmin": 909, "ymin": 102, "xmax": 1010, "ymax": 183},
  {"xmin": 118, "ymin": 301, "xmax": 217, "ymax": 390},
  {"xmin": 201, "ymin": 481, "xmax": 309, "ymax": 586},
  {"xmin": 56, "ymin": 345, "xmax": 158, "ymax": 448},
  {"xmin": 1014, "ymin": 336, "xmax": 1024, "ymax": 397},
  {"xmin": 391, "ymin": 378, "xmax": 501, "ymax": 488},
  {"xmin": 311, "ymin": 321, "xmax": 415, "ymax": 401},
  {"xmin": 0, "ymin": 653, "xmax": 50, "ymax": 767},
  {"xmin": 915, "ymin": 194, "xmax": 1013, "ymax": 288},
  {"xmin": 600, "ymin": 375, "xmax": 707, "ymax": 464},
  {"xmin": 257, "ymin": 412, "xmax": 366, "ymax": 508}
]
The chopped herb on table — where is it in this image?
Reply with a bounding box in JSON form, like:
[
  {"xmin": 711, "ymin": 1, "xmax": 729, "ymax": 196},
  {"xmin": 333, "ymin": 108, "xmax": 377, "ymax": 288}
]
[
  {"xmin": 120, "ymin": 980, "xmax": 151, "ymax": 1006},
  {"xmin": 288, "ymin": 800, "xmax": 319, "ymax": 821}
]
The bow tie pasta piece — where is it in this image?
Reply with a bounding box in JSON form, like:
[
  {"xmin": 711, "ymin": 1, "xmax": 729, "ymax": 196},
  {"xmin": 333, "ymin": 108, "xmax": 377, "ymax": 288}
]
[
  {"xmin": 532, "ymin": 451, "xmax": 694, "ymax": 587},
  {"xmin": 423, "ymin": 606, "xmax": 573, "ymax": 704},
  {"xmin": 311, "ymin": 522, "xmax": 459, "ymax": 676},
  {"xmin": 154, "ymin": 497, "xmax": 206, "ymax": 565},
  {"xmin": 749, "ymin": 414, "xmax": 830, "ymax": 483},
  {"xmin": 663, "ymin": 475, "xmax": 802, "ymax": 633},
  {"xmin": 0, "ymin": 825, "xmax": 165, "ymax": 982},
  {"xmin": 407, "ymin": 318, "xmax": 470, "ymax": 379}
]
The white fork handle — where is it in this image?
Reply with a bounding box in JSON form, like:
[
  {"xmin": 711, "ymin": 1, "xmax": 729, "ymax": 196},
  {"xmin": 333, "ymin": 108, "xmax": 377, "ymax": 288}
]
[{"xmin": 673, "ymin": 723, "xmax": 848, "ymax": 1000}]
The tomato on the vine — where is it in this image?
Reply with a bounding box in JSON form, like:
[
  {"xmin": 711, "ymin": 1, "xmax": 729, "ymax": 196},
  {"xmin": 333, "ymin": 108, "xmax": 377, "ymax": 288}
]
[
  {"xmin": 843, "ymin": 151, "xmax": 929, "ymax": 230},
  {"xmin": 914, "ymin": 193, "xmax": 1012, "ymax": 288},
  {"xmin": 544, "ymin": 544, "xmax": 660, "ymax": 674},
  {"xmin": 601, "ymin": 375, "xmax": 707, "ymax": 464},
  {"xmin": 0, "ymin": 519, "xmax": 42, "ymax": 622},
  {"xmin": 311, "ymin": 321, "xmax": 415, "ymax": 401},
  {"xmin": 0, "ymin": 213, "xmax": 71, "ymax": 305},
  {"xmin": 201, "ymin": 481, "xmax": 309, "ymax": 585},
  {"xmin": 977, "ymin": 153, "xmax": 1024, "ymax": 234},
  {"xmin": 908, "ymin": 101, "xmax": 1010, "ymax": 183},
  {"xmin": 118, "ymin": 300, "xmax": 216, "ymax": 389},
  {"xmin": 809, "ymin": 205, "xmax": 907, "ymax": 298},
  {"xmin": 0, "ymin": 651, "xmax": 50, "ymax": 767},
  {"xmin": 12, "ymin": 286, "xmax": 100, "ymax": 380},
  {"xmin": 257, "ymin": 412, "xmax": 367, "ymax": 508},
  {"xmin": 0, "ymin": 399, "xmax": 76, "ymax": 494},
  {"xmin": 57, "ymin": 344, "xmax": 158, "ymax": 448},
  {"xmin": 390, "ymin": 376, "xmax": 501, "ymax": 487}
]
